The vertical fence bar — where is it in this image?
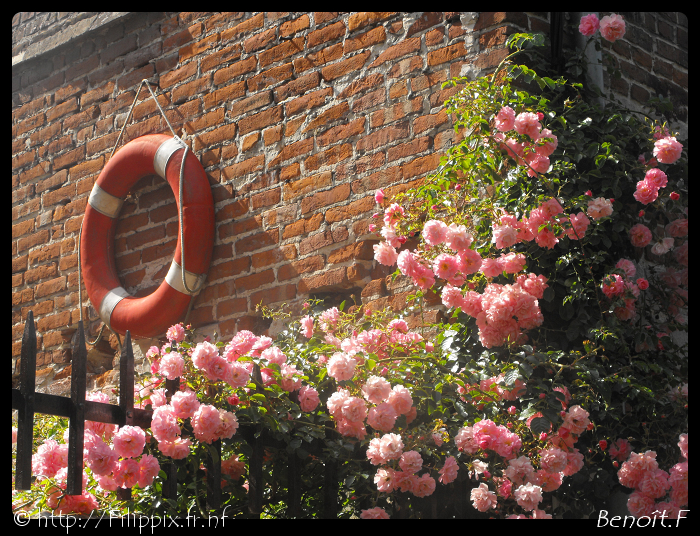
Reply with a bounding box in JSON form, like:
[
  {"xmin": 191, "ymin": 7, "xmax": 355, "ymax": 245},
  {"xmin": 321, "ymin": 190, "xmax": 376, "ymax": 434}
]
[
  {"xmin": 15, "ymin": 311, "xmax": 37, "ymax": 491},
  {"xmin": 247, "ymin": 363, "xmax": 264, "ymax": 517},
  {"xmin": 67, "ymin": 320, "xmax": 87, "ymax": 496},
  {"xmin": 117, "ymin": 331, "xmax": 135, "ymax": 501},
  {"xmin": 322, "ymin": 458, "xmax": 339, "ymax": 519},
  {"xmin": 206, "ymin": 439, "xmax": 222, "ymax": 512},
  {"xmin": 287, "ymin": 449, "xmax": 301, "ymax": 517},
  {"xmin": 162, "ymin": 377, "xmax": 180, "ymax": 502}
]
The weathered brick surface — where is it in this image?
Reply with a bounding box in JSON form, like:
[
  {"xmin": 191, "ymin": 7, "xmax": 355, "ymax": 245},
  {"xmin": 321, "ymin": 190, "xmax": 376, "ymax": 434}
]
[{"xmin": 12, "ymin": 12, "xmax": 687, "ymax": 373}]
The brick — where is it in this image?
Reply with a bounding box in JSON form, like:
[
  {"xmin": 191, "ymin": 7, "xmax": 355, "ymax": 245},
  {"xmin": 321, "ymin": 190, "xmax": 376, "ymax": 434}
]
[
  {"xmin": 193, "ymin": 123, "xmax": 237, "ymax": 151},
  {"xmin": 250, "ymin": 187, "xmax": 280, "ymax": 210},
  {"xmin": 361, "ymin": 278, "xmax": 388, "ymax": 298},
  {"xmin": 387, "ymin": 136, "xmax": 431, "ymax": 162},
  {"xmin": 347, "ymin": 12, "xmax": 396, "ymax": 32},
  {"xmin": 46, "ymin": 97, "xmax": 78, "ymax": 123},
  {"xmin": 307, "ymin": 20, "xmax": 346, "ymax": 49},
  {"xmin": 235, "ymin": 269, "xmax": 275, "ymax": 293},
  {"xmin": 369, "ymin": 37, "xmax": 421, "ymax": 68},
  {"xmin": 213, "ymin": 56, "xmax": 258, "ymax": 86},
  {"xmin": 356, "ymin": 121, "xmax": 409, "ymax": 152},
  {"xmin": 221, "ymin": 154, "xmax": 265, "ymax": 180},
  {"xmin": 324, "ymin": 195, "xmax": 375, "ymax": 223},
  {"xmin": 413, "ymin": 109, "xmax": 449, "ymax": 135},
  {"xmin": 280, "ymin": 14, "xmax": 310, "ymax": 38},
  {"xmin": 401, "ymin": 153, "xmax": 441, "ymax": 178},
  {"xmin": 274, "ymin": 71, "xmax": 321, "ymax": 102},
  {"xmin": 278, "ymin": 255, "xmax": 325, "ymax": 281},
  {"xmin": 320, "ymin": 50, "xmax": 370, "ymax": 81},
  {"xmin": 35, "ymin": 276, "xmax": 66, "ymax": 298},
  {"xmin": 228, "ymin": 91, "xmax": 272, "ymax": 119},
  {"xmin": 300, "ymin": 184, "xmax": 350, "ymax": 214},
  {"xmin": 35, "ymin": 311, "xmax": 71, "ymax": 333},
  {"xmin": 247, "ymin": 63, "xmax": 294, "ymax": 93},
  {"xmin": 350, "ymin": 88, "xmax": 385, "ymax": 112},
  {"xmin": 244, "ymin": 26, "xmax": 277, "ymax": 53},
  {"xmin": 241, "ymin": 131, "xmax": 260, "ymax": 152},
  {"xmin": 235, "ymin": 229, "xmax": 279, "ymax": 255},
  {"xmin": 221, "ymin": 12, "xmax": 264, "ymax": 41},
  {"xmin": 207, "ymin": 257, "xmax": 250, "ymax": 283},
  {"xmin": 406, "ymin": 12, "xmax": 442, "ymax": 37},
  {"xmin": 338, "ymin": 73, "xmax": 384, "ymax": 98},
  {"xmin": 217, "ymin": 297, "xmax": 248, "ymax": 318},
  {"xmin": 282, "ymin": 212, "xmax": 323, "ymax": 239},
  {"xmin": 12, "ymin": 219, "xmax": 34, "ymax": 239},
  {"xmin": 125, "ymin": 225, "xmax": 166, "ymax": 250},
  {"xmin": 304, "ymin": 143, "xmax": 352, "ymax": 172},
  {"xmin": 218, "ymin": 215, "xmax": 262, "ymax": 240},
  {"xmin": 201, "ymin": 44, "xmax": 242, "ymax": 72},
  {"xmin": 427, "ymin": 42, "xmax": 468, "ymax": 66},
  {"xmin": 269, "ymin": 137, "xmax": 314, "ymax": 167},
  {"xmin": 180, "ymin": 32, "xmax": 220, "ymax": 61},
  {"xmin": 24, "ymin": 263, "xmax": 58, "ymax": 284},
  {"xmin": 251, "ymin": 244, "xmax": 297, "ymax": 269},
  {"xmin": 160, "ymin": 61, "xmax": 197, "ymax": 89},
  {"xmin": 293, "ymin": 43, "xmax": 343, "ymax": 73},
  {"xmin": 172, "ymin": 74, "xmax": 211, "ymax": 104},
  {"xmin": 283, "ymin": 171, "xmax": 332, "ymax": 200},
  {"xmin": 297, "ymin": 266, "xmax": 349, "ymax": 293},
  {"xmin": 302, "ymin": 102, "xmax": 349, "ymax": 133},
  {"xmin": 15, "ymin": 113, "xmax": 46, "ymax": 137},
  {"xmin": 17, "ymin": 229, "xmax": 49, "ymax": 253},
  {"xmin": 317, "ymin": 117, "xmax": 366, "ymax": 147},
  {"xmin": 249, "ymin": 283, "xmax": 296, "ymax": 308},
  {"xmin": 344, "ymin": 25, "xmax": 386, "ymax": 54},
  {"xmin": 237, "ymin": 105, "xmax": 283, "ymax": 135},
  {"xmin": 285, "ymin": 87, "xmax": 332, "ymax": 117},
  {"xmin": 259, "ymin": 36, "xmax": 305, "ymax": 68}
]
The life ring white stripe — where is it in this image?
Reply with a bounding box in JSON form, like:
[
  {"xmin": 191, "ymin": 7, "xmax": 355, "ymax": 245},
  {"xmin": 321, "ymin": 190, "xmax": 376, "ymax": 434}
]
[
  {"xmin": 165, "ymin": 260, "xmax": 206, "ymax": 295},
  {"xmin": 88, "ymin": 183, "xmax": 124, "ymax": 219},
  {"xmin": 153, "ymin": 137, "xmax": 186, "ymax": 179},
  {"xmin": 98, "ymin": 286, "xmax": 130, "ymax": 328}
]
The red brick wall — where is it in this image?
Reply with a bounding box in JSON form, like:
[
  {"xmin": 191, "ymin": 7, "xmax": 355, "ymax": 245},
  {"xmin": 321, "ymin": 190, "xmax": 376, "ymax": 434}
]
[{"xmin": 12, "ymin": 12, "xmax": 687, "ymax": 371}]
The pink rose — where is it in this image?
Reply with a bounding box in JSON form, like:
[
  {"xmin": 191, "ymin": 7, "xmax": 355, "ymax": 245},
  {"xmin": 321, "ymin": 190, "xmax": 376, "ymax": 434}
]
[
  {"xmin": 300, "ymin": 315, "xmax": 314, "ymax": 338},
  {"xmin": 159, "ymin": 351, "xmax": 185, "ymax": 381},
  {"xmin": 298, "ymin": 385, "xmax": 320, "ymax": 412},
  {"xmin": 113, "ymin": 425, "xmax": 146, "ymax": 459},
  {"xmin": 653, "ymin": 136, "xmax": 683, "ymax": 164},
  {"xmin": 495, "ymin": 106, "xmax": 516, "ymax": 132},
  {"xmin": 422, "ymin": 219, "xmax": 448, "ymax": 246},
  {"xmin": 166, "ymin": 323, "xmax": 185, "ymax": 343},
  {"xmin": 587, "ymin": 197, "xmax": 613, "ymax": 220},
  {"xmin": 578, "ymin": 13, "xmax": 600, "ymax": 36},
  {"xmin": 629, "ymin": 223, "xmax": 652, "ymax": 248},
  {"xmin": 514, "ymin": 112, "xmax": 542, "ymax": 139},
  {"xmin": 375, "ymin": 189, "xmax": 385, "ymax": 204},
  {"xmin": 599, "ymin": 13, "xmax": 626, "ymax": 42},
  {"xmin": 471, "ymin": 482, "xmax": 498, "ymax": 512},
  {"xmin": 373, "ymin": 241, "xmax": 398, "ymax": 266},
  {"xmin": 514, "ymin": 483, "xmax": 543, "ymax": 511}
]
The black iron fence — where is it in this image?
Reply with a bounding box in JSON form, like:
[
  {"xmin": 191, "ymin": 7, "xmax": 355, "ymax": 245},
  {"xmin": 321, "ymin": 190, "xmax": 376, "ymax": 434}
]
[{"xmin": 13, "ymin": 311, "xmax": 481, "ymax": 518}]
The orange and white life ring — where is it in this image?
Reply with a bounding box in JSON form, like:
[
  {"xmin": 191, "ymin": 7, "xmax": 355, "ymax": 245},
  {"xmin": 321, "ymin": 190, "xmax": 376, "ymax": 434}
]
[{"xmin": 80, "ymin": 134, "xmax": 214, "ymax": 338}]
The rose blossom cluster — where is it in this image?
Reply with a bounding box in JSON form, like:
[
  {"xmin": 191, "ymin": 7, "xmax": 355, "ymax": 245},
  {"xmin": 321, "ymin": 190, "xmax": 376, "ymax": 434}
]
[
  {"xmin": 494, "ymin": 106, "xmax": 558, "ymax": 177},
  {"xmin": 578, "ymin": 13, "xmax": 626, "ymax": 42},
  {"xmin": 28, "ymin": 392, "xmax": 159, "ymax": 515},
  {"xmin": 493, "ymin": 197, "xmax": 592, "ymax": 253},
  {"xmin": 366, "ymin": 432, "xmax": 453, "ymax": 501},
  {"xmin": 326, "ymin": 378, "xmax": 414, "ymax": 440},
  {"xmin": 451, "ymin": 404, "xmax": 590, "ymax": 516},
  {"xmin": 617, "ymin": 434, "xmax": 688, "ymax": 519},
  {"xmin": 599, "ymin": 258, "xmax": 646, "ymax": 321}
]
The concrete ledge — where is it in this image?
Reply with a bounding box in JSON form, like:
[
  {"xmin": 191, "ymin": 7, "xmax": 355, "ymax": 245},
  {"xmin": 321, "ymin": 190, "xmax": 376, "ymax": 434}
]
[{"xmin": 12, "ymin": 12, "xmax": 131, "ymax": 68}]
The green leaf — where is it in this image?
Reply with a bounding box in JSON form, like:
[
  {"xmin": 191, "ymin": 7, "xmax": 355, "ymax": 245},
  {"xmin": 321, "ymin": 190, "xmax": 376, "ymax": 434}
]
[{"xmin": 530, "ymin": 417, "xmax": 551, "ymax": 435}]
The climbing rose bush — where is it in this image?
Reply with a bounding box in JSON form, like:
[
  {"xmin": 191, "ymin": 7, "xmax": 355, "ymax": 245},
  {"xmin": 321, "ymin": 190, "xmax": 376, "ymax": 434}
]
[{"xmin": 14, "ymin": 19, "xmax": 686, "ymax": 520}]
